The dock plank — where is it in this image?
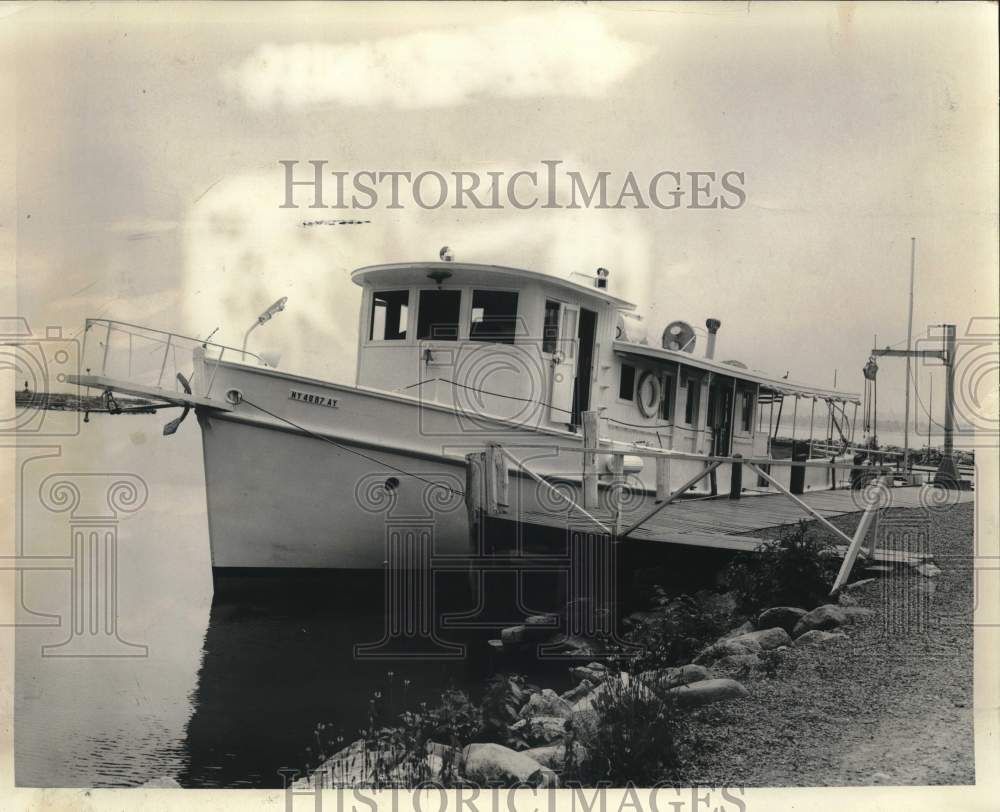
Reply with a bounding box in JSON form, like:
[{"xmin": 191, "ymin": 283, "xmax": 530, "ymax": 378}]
[{"xmin": 498, "ymin": 485, "xmax": 972, "ymax": 560}]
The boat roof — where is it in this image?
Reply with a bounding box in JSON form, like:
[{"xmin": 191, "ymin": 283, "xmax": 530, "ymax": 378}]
[
  {"xmin": 614, "ymin": 340, "xmax": 861, "ymax": 403},
  {"xmin": 351, "ymin": 262, "xmax": 637, "ymax": 310}
]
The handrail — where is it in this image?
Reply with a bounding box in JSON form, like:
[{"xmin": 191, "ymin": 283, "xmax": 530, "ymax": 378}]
[
  {"xmin": 84, "ymin": 318, "xmax": 265, "ymax": 364},
  {"xmin": 82, "ymin": 317, "xmax": 268, "ymax": 400},
  {"xmin": 479, "ymin": 442, "xmax": 887, "ymax": 471}
]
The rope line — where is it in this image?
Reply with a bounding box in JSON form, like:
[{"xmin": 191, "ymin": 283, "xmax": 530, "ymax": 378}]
[{"xmin": 239, "ymin": 396, "xmax": 464, "ymax": 497}]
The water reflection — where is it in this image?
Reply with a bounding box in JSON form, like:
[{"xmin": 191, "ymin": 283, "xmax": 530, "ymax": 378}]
[{"xmin": 181, "ymin": 573, "xmax": 480, "ymax": 788}]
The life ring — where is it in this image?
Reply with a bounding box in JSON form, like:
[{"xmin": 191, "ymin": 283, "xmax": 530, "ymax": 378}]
[{"xmin": 635, "ymin": 370, "xmax": 661, "ymax": 418}]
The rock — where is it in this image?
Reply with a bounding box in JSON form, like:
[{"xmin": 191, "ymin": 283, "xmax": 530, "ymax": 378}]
[
  {"xmin": 721, "ymin": 620, "xmax": 756, "ymax": 639},
  {"xmin": 139, "ymin": 777, "xmax": 182, "ymax": 788},
  {"xmin": 462, "ymin": 742, "xmax": 556, "ymax": 787},
  {"xmin": 560, "ymin": 679, "xmax": 595, "ymax": 704},
  {"xmin": 667, "ymin": 678, "xmax": 749, "ymax": 708},
  {"xmin": 544, "ymin": 635, "xmax": 596, "ymax": 656},
  {"xmin": 915, "ymin": 563, "xmax": 942, "ymax": 578},
  {"xmin": 728, "ymin": 627, "xmax": 792, "ymax": 651},
  {"xmin": 713, "ymin": 653, "xmax": 761, "ymax": 670},
  {"xmin": 570, "ymin": 665, "xmax": 607, "ymax": 686},
  {"xmin": 425, "ymin": 740, "xmax": 457, "ymax": 760},
  {"xmin": 792, "ymin": 604, "xmax": 850, "ymax": 637},
  {"xmin": 522, "ymin": 741, "xmax": 587, "ymax": 770},
  {"xmin": 519, "ymin": 688, "xmax": 574, "ymax": 720},
  {"xmin": 501, "ymin": 625, "xmax": 526, "ymax": 645},
  {"xmin": 757, "ymin": 606, "xmax": 808, "ymax": 634},
  {"xmin": 638, "ymin": 663, "xmax": 711, "ymax": 690},
  {"xmin": 794, "ymin": 629, "xmax": 849, "ymax": 647},
  {"xmin": 525, "ymin": 715, "xmax": 568, "ymax": 744},
  {"xmin": 871, "ymin": 771, "xmax": 893, "ymax": 784},
  {"xmin": 843, "ymin": 578, "xmax": 877, "ymax": 592},
  {"xmin": 837, "ymin": 592, "xmax": 859, "ymax": 606},
  {"xmin": 694, "ymin": 637, "xmax": 763, "ymax": 665},
  {"xmin": 524, "ymin": 614, "xmax": 560, "ymax": 639}
]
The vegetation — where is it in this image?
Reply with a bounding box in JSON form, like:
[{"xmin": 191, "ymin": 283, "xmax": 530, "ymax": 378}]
[
  {"xmin": 623, "ymin": 588, "xmax": 736, "ymax": 673},
  {"xmin": 564, "ymin": 671, "xmax": 687, "ymax": 786},
  {"xmin": 723, "ymin": 521, "xmax": 839, "ymax": 614}
]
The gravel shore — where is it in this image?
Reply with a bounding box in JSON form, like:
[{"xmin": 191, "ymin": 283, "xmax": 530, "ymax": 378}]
[{"xmin": 680, "ymin": 500, "xmax": 975, "ymax": 786}]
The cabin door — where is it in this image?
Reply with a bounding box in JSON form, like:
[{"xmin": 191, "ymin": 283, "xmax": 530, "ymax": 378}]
[
  {"xmin": 708, "ymin": 377, "xmax": 734, "ymax": 456},
  {"xmin": 549, "ymin": 303, "xmax": 580, "ymax": 423}
]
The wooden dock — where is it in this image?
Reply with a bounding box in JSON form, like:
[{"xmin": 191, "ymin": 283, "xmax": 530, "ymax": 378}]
[
  {"xmin": 465, "ymin": 440, "xmax": 974, "ymax": 572},
  {"xmin": 510, "ymin": 486, "xmax": 972, "ymax": 564}
]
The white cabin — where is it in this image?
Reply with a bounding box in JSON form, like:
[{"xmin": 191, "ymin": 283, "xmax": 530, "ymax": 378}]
[{"xmin": 352, "ymin": 261, "xmax": 860, "ymax": 483}]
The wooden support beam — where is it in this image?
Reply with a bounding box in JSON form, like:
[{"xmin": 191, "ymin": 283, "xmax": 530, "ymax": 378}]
[
  {"xmin": 729, "ymin": 454, "xmax": 743, "ymax": 500},
  {"xmin": 486, "ymin": 443, "xmax": 509, "ymax": 514},
  {"xmin": 655, "ymin": 455, "xmax": 671, "ymax": 502},
  {"xmin": 465, "ymin": 451, "xmax": 487, "ymax": 553},
  {"xmin": 582, "ymin": 410, "xmax": 599, "ymax": 509},
  {"xmin": 609, "ymin": 452, "xmax": 625, "ymax": 536},
  {"xmin": 621, "ymin": 460, "xmax": 722, "ymax": 538},
  {"xmin": 747, "ymin": 462, "xmax": 856, "ymax": 548},
  {"xmin": 830, "ymin": 476, "xmax": 889, "ymax": 594}
]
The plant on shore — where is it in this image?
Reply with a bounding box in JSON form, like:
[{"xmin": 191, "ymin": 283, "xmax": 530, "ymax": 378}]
[
  {"xmin": 563, "ymin": 670, "xmax": 687, "ymax": 786},
  {"xmin": 479, "ymin": 673, "xmax": 535, "ymax": 751},
  {"xmin": 723, "ymin": 520, "xmax": 839, "ymax": 614},
  {"xmin": 624, "ymin": 589, "xmax": 735, "ymax": 673}
]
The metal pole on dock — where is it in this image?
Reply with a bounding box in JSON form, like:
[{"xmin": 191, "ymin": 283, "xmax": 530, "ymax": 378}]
[
  {"xmin": 937, "ymin": 324, "xmax": 958, "ymax": 484},
  {"xmin": 903, "ymin": 237, "xmax": 916, "ymax": 474}
]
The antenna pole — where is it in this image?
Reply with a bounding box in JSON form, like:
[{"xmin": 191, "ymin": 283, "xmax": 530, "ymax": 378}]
[
  {"xmin": 903, "ymin": 237, "xmax": 916, "ymax": 474},
  {"xmin": 927, "ymin": 374, "xmax": 933, "ymax": 451}
]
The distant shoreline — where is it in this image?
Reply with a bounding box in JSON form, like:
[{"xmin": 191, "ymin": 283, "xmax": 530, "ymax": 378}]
[{"xmin": 14, "ymin": 390, "xmax": 158, "ymax": 414}]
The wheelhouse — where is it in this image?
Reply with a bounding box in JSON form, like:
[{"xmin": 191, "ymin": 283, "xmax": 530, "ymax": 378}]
[{"xmin": 351, "ymin": 261, "xmax": 860, "ymax": 482}]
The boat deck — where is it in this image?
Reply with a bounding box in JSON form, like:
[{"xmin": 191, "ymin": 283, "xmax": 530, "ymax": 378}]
[{"xmin": 506, "ymin": 485, "xmax": 974, "ymax": 565}]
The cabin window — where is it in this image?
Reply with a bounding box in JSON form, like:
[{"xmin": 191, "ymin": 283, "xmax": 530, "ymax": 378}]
[
  {"xmin": 417, "ymin": 289, "xmax": 461, "ymax": 341},
  {"xmin": 542, "ymin": 300, "xmax": 561, "ymax": 354},
  {"xmin": 470, "ymin": 290, "xmax": 519, "ymax": 344},
  {"xmin": 619, "ymin": 364, "xmax": 636, "ymax": 401},
  {"xmin": 369, "ymin": 290, "xmax": 409, "ymax": 341},
  {"xmin": 661, "ymin": 373, "xmax": 675, "ymax": 421},
  {"xmin": 740, "ymin": 389, "xmax": 754, "ymax": 432},
  {"xmin": 683, "ymin": 372, "xmax": 701, "ymax": 425}
]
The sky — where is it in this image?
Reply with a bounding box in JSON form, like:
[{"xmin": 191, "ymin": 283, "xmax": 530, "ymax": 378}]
[{"xmin": 3, "ymin": 1, "xmax": 998, "ymax": 431}]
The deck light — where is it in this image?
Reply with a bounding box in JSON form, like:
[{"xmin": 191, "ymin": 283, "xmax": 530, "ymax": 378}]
[
  {"xmin": 241, "ymin": 296, "xmax": 288, "ymax": 360},
  {"xmin": 427, "ymin": 269, "xmax": 452, "ymax": 287}
]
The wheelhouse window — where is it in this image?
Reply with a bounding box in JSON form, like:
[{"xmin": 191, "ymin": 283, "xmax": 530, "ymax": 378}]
[
  {"xmin": 369, "ymin": 290, "xmax": 408, "ymax": 341},
  {"xmin": 542, "ymin": 299, "xmax": 561, "ymax": 354},
  {"xmin": 682, "ymin": 371, "xmax": 701, "ymax": 425},
  {"xmin": 417, "ymin": 289, "xmax": 461, "ymax": 341},
  {"xmin": 740, "ymin": 389, "xmax": 754, "ymax": 432},
  {"xmin": 660, "ymin": 372, "xmax": 675, "ymax": 421},
  {"xmin": 619, "ymin": 364, "xmax": 636, "ymax": 401},
  {"xmin": 470, "ymin": 290, "xmax": 519, "ymax": 344}
]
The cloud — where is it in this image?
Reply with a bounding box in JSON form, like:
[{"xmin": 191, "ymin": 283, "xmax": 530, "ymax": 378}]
[{"xmin": 223, "ymin": 9, "xmax": 650, "ymax": 110}]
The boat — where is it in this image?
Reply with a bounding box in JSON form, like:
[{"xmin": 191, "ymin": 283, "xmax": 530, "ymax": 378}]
[{"xmin": 69, "ymin": 257, "xmax": 862, "ymax": 579}]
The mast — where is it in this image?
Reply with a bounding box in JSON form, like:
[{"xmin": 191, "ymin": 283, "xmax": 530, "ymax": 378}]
[
  {"xmin": 903, "ymin": 237, "xmax": 916, "ymax": 473},
  {"xmin": 927, "ymin": 374, "xmax": 933, "ymax": 451}
]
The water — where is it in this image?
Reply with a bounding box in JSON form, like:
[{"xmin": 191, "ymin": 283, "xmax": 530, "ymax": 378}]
[
  {"xmin": 12, "ymin": 411, "xmax": 967, "ymax": 787},
  {"xmin": 13, "ymin": 412, "xmax": 483, "ymax": 788}
]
